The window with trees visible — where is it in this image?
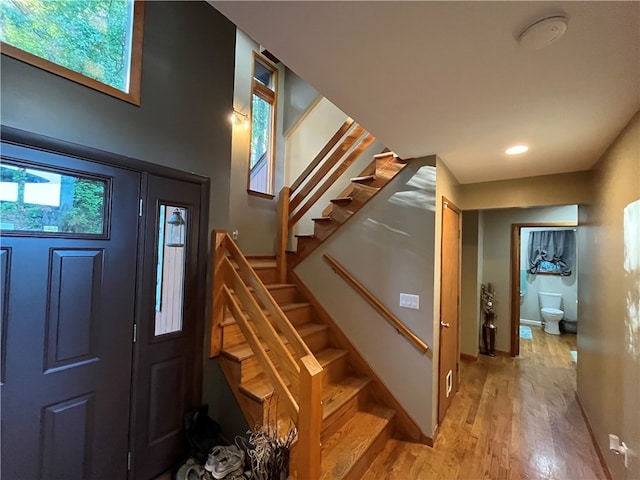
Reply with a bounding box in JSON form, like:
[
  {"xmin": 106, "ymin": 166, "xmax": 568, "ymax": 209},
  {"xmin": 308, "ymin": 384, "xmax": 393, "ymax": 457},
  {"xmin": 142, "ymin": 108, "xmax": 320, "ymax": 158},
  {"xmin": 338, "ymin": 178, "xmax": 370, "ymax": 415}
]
[
  {"xmin": 248, "ymin": 53, "xmax": 277, "ymax": 197},
  {"xmin": 0, "ymin": 162, "xmax": 108, "ymax": 237},
  {"xmin": 0, "ymin": 0, "xmax": 144, "ymax": 105}
]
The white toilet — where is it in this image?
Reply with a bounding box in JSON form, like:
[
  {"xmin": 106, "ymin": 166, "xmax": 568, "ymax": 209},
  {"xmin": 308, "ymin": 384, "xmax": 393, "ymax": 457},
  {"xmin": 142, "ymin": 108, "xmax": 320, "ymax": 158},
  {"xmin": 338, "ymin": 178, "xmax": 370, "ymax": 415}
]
[{"xmin": 539, "ymin": 291, "xmax": 564, "ymax": 335}]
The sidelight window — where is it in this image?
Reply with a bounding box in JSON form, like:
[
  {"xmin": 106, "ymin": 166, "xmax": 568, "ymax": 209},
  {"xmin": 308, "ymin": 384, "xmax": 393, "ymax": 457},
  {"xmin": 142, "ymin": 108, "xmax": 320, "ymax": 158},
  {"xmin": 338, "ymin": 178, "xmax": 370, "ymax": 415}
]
[{"xmin": 154, "ymin": 205, "xmax": 187, "ymax": 336}]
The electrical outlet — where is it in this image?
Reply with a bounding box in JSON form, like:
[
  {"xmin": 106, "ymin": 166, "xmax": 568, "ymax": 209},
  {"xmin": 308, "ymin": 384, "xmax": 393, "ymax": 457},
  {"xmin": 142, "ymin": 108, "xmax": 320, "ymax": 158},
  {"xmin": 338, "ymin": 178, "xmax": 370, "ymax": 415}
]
[{"xmin": 232, "ymin": 229, "xmax": 238, "ymax": 240}]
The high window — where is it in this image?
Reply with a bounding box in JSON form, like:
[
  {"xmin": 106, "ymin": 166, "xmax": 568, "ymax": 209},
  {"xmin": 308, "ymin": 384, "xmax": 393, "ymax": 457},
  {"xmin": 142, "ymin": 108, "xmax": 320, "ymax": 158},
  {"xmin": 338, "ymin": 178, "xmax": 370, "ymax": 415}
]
[
  {"xmin": 0, "ymin": 0, "xmax": 144, "ymax": 105},
  {"xmin": 248, "ymin": 53, "xmax": 277, "ymax": 196}
]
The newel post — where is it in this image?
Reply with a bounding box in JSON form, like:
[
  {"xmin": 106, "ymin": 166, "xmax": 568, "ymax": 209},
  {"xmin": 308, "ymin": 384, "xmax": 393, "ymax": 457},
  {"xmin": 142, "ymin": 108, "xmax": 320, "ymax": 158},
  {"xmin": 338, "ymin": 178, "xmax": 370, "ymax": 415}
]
[
  {"xmin": 297, "ymin": 354, "xmax": 323, "ymax": 480},
  {"xmin": 209, "ymin": 230, "xmax": 227, "ymax": 357},
  {"xmin": 276, "ymin": 186, "xmax": 290, "ymax": 284}
]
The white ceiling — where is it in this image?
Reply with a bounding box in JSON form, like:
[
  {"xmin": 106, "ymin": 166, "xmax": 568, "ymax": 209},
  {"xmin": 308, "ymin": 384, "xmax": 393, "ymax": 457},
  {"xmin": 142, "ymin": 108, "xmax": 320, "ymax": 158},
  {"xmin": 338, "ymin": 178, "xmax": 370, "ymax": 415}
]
[{"xmin": 211, "ymin": 1, "xmax": 639, "ymax": 184}]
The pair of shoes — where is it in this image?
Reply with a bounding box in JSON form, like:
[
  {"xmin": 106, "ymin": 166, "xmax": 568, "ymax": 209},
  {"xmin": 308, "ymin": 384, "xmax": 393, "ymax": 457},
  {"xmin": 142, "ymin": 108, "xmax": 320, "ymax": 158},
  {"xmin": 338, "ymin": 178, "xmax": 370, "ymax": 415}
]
[
  {"xmin": 204, "ymin": 445, "xmax": 245, "ymax": 480},
  {"xmin": 175, "ymin": 458, "xmax": 206, "ymax": 480}
]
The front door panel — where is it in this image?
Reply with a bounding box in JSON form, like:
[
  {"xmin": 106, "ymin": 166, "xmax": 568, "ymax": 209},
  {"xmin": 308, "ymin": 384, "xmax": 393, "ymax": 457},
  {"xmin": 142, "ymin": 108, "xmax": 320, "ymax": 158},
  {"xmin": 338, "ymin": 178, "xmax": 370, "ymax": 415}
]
[{"xmin": 0, "ymin": 143, "xmax": 140, "ymax": 479}]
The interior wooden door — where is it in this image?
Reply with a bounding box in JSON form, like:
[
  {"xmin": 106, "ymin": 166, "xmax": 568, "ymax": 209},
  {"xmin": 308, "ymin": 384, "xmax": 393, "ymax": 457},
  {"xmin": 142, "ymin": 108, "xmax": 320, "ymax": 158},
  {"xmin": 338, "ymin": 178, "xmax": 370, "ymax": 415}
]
[
  {"xmin": 438, "ymin": 197, "xmax": 461, "ymax": 423},
  {"xmin": 0, "ymin": 142, "xmax": 140, "ymax": 479}
]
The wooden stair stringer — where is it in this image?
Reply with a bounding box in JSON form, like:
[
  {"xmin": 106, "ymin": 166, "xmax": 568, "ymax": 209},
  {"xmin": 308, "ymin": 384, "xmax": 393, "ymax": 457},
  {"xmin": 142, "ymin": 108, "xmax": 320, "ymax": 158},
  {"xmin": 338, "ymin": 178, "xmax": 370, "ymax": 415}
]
[
  {"xmin": 290, "ymin": 154, "xmax": 409, "ymax": 267},
  {"xmin": 290, "ymin": 269, "xmax": 429, "ymax": 444}
]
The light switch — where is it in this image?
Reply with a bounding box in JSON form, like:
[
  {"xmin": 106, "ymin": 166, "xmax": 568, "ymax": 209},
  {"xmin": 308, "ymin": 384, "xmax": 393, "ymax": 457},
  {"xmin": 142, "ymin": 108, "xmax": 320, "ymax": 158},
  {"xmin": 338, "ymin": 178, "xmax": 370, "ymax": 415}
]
[{"xmin": 400, "ymin": 293, "xmax": 420, "ymax": 309}]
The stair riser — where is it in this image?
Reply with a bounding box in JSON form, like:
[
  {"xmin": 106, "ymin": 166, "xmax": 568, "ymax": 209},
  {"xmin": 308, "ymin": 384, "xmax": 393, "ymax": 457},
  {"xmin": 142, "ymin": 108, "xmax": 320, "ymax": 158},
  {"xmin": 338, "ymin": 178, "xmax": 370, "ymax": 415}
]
[
  {"xmin": 322, "ymin": 355, "xmax": 350, "ymax": 387},
  {"xmin": 283, "ymin": 305, "xmax": 314, "ymax": 327},
  {"xmin": 321, "ymin": 393, "xmax": 362, "ymax": 444},
  {"xmin": 268, "ymin": 286, "xmax": 300, "ymax": 305},
  {"xmin": 254, "ymin": 267, "xmax": 279, "ymax": 284},
  {"xmin": 342, "ymin": 423, "xmax": 391, "ymax": 480},
  {"xmin": 304, "ymin": 327, "xmax": 331, "ymax": 353},
  {"xmin": 222, "ymin": 322, "xmax": 247, "ymax": 349}
]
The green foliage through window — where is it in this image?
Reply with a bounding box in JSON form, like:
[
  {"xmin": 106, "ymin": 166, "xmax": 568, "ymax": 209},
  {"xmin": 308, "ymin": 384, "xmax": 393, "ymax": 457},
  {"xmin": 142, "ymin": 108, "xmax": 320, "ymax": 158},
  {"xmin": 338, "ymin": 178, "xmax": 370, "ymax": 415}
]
[
  {"xmin": 0, "ymin": 0, "xmax": 135, "ymax": 92},
  {"xmin": 0, "ymin": 164, "xmax": 106, "ymax": 235}
]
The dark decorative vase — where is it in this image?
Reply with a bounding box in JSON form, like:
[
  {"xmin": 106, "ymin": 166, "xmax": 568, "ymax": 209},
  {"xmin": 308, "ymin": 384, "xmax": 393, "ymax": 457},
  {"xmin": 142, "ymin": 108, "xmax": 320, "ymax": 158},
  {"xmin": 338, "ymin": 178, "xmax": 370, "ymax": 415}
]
[{"xmin": 482, "ymin": 321, "xmax": 497, "ymax": 356}]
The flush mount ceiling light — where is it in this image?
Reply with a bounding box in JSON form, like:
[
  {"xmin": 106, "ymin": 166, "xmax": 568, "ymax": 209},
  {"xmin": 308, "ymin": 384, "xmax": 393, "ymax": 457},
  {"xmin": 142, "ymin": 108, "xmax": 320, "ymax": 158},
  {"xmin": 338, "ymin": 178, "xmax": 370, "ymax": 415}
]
[
  {"xmin": 518, "ymin": 15, "xmax": 568, "ymax": 50},
  {"xmin": 506, "ymin": 145, "xmax": 529, "ymax": 155}
]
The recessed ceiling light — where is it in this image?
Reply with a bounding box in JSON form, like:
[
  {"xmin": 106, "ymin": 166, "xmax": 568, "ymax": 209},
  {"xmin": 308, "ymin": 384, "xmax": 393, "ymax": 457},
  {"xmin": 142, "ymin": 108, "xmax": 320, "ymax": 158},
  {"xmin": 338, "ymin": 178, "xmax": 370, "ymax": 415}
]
[{"xmin": 506, "ymin": 145, "xmax": 529, "ymax": 155}]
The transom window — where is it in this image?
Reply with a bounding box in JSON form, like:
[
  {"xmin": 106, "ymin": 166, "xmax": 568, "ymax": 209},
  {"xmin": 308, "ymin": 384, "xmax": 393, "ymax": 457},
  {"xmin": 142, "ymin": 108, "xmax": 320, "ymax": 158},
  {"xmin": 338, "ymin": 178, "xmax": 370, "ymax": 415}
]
[
  {"xmin": 248, "ymin": 53, "xmax": 277, "ymax": 197},
  {"xmin": 0, "ymin": 0, "xmax": 144, "ymax": 105}
]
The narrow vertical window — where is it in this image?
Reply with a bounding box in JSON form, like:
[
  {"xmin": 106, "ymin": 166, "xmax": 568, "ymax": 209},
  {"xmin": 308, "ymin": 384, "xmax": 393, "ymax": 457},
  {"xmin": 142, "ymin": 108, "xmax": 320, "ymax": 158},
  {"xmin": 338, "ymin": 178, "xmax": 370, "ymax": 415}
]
[
  {"xmin": 155, "ymin": 205, "xmax": 187, "ymax": 336},
  {"xmin": 248, "ymin": 53, "xmax": 277, "ymax": 196}
]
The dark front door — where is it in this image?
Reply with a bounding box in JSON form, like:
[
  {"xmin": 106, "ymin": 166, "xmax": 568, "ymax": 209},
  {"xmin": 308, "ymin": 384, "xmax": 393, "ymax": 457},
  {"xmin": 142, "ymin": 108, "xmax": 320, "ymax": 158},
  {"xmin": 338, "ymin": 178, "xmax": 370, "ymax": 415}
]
[
  {"xmin": 129, "ymin": 174, "xmax": 204, "ymax": 480},
  {"xmin": 0, "ymin": 143, "xmax": 140, "ymax": 479}
]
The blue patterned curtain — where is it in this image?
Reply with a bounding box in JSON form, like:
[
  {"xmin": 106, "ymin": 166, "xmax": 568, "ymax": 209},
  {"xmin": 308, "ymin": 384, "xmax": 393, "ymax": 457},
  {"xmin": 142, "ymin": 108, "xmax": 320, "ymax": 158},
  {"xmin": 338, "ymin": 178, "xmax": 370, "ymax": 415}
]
[{"xmin": 528, "ymin": 230, "xmax": 575, "ymax": 276}]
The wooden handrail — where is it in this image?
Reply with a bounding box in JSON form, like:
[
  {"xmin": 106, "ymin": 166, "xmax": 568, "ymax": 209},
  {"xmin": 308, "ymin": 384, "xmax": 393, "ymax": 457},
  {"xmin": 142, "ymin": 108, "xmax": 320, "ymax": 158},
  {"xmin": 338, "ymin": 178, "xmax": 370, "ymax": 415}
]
[
  {"xmin": 290, "ymin": 118, "xmax": 354, "ymax": 195},
  {"xmin": 211, "ymin": 230, "xmax": 323, "ymax": 479},
  {"xmin": 323, "ymin": 254, "xmax": 430, "ymax": 354}
]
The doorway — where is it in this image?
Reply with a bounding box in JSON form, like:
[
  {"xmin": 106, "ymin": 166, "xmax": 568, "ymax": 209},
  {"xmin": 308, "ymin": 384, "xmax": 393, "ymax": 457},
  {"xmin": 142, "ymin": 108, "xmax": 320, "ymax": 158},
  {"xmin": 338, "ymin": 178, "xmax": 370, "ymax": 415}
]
[
  {"xmin": 0, "ymin": 131, "xmax": 209, "ymax": 479},
  {"xmin": 438, "ymin": 197, "xmax": 461, "ymax": 423},
  {"xmin": 509, "ymin": 222, "xmax": 577, "ymax": 356}
]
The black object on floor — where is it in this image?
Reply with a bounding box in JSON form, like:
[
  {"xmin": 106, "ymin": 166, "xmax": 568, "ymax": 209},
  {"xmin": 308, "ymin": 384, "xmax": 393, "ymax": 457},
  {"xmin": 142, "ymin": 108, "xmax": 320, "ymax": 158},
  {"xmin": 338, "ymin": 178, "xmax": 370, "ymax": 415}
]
[
  {"xmin": 184, "ymin": 404, "xmax": 223, "ymax": 463},
  {"xmin": 560, "ymin": 319, "xmax": 577, "ymax": 334}
]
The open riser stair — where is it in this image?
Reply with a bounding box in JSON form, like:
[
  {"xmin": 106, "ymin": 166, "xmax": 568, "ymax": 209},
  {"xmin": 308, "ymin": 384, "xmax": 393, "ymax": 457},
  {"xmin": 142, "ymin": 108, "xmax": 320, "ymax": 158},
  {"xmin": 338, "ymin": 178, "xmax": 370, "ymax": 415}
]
[
  {"xmin": 218, "ymin": 256, "xmax": 397, "ymax": 479},
  {"xmin": 290, "ymin": 151, "xmax": 408, "ymax": 267}
]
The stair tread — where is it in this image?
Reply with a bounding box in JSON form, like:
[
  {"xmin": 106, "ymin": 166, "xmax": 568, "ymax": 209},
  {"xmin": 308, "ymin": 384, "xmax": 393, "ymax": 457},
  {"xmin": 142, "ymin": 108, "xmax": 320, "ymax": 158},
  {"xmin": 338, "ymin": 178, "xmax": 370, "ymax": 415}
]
[
  {"xmin": 266, "ymin": 283, "xmax": 297, "ymax": 290},
  {"xmin": 350, "ymin": 175, "xmax": 375, "ymax": 183},
  {"xmin": 280, "ymin": 302, "xmax": 311, "ymax": 312},
  {"xmin": 330, "ymin": 197, "xmax": 352, "ymax": 204},
  {"xmin": 239, "ymin": 347, "xmax": 350, "ymax": 401},
  {"xmin": 221, "ymin": 322, "xmax": 328, "ymax": 362},
  {"xmin": 312, "ymin": 216, "xmax": 332, "ymax": 222},
  {"xmin": 247, "ymin": 259, "xmax": 277, "ymax": 269},
  {"xmin": 295, "ymin": 234, "xmax": 316, "ymax": 239},
  {"xmin": 322, "ymin": 376, "xmax": 371, "ymax": 419},
  {"xmin": 320, "ymin": 405, "xmax": 395, "ymax": 480}
]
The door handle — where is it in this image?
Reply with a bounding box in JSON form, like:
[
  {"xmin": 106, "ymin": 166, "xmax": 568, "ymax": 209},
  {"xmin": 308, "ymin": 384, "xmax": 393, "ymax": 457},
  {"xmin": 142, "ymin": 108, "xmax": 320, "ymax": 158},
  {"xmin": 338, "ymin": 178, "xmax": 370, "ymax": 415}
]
[{"xmin": 441, "ymin": 321, "xmax": 450, "ymax": 328}]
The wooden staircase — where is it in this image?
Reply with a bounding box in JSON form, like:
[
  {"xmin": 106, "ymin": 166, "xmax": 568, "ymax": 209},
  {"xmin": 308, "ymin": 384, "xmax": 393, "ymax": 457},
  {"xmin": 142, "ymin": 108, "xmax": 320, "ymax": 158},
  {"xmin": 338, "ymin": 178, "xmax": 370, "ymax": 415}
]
[
  {"xmin": 218, "ymin": 257, "xmax": 396, "ymax": 480},
  {"xmin": 289, "ymin": 151, "xmax": 408, "ymax": 266}
]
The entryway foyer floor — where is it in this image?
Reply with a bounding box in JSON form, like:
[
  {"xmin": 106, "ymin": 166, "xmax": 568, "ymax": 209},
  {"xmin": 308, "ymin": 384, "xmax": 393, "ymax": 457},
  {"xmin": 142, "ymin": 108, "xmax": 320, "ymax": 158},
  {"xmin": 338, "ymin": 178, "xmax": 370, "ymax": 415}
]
[{"xmin": 362, "ymin": 327, "xmax": 607, "ymax": 479}]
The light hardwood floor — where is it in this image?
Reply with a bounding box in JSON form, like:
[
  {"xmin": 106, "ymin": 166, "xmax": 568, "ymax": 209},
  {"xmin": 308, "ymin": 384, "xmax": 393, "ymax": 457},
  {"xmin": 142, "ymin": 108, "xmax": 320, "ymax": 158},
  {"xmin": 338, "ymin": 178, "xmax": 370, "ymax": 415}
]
[{"xmin": 362, "ymin": 326, "xmax": 607, "ymax": 480}]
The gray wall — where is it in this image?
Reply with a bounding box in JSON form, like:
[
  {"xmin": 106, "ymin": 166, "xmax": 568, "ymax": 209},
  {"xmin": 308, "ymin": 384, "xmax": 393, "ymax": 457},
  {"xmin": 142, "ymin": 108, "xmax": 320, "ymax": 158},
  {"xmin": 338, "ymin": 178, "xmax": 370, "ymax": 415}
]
[
  {"xmin": 578, "ymin": 112, "xmax": 639, "ymax": 480},
  {"xmin": 461, "ymin": 206, "xmax": 578, "ymax": 354},
  {"xmin": 282, "ymin": 67, "xmax": 320, "ymax": 135},
  {"xmin": 296, "ymin": 156, "xmax": 438, "ymax": 435},
  {"xmin": 1, "ymin": 1, "xmax": 247, "ymax": 436}
]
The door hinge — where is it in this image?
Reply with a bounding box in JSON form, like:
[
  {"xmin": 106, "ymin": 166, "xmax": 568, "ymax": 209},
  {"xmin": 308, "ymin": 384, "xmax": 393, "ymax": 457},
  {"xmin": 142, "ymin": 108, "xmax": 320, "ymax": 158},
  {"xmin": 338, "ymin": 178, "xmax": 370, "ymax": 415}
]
[
  {"xmin": 133, "ymin": 324, "xmax": 137, "ymax": 343},
  {"xmin": 139, "ymin": 198, "xmax": 143, "ymax": 217},
  {"xmin": 127, "ymin": 451, "xmax": 132, "ymax": 471}
]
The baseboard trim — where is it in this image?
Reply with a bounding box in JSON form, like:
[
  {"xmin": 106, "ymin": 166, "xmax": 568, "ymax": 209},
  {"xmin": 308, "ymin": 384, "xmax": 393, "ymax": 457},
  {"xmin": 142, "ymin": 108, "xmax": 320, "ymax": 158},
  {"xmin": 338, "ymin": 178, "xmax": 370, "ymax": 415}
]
[
  {"xmin": 460, "ymin": 353, "xmax": 478, "ymax": 362},
  {"xmin": 520, "ymin": 319, "xmax": 543, "ymax": 327},
  {"xmin": 575, "ymin": 392, "xmax": 613, "ymax": 480}
]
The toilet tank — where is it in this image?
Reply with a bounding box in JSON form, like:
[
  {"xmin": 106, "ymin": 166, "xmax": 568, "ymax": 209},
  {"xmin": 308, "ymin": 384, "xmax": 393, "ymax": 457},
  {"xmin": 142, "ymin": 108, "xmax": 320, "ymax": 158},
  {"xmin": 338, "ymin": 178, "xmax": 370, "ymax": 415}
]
[{"xmin": 539, "ymin": 291, "xmax": 562, "ymax": 309}]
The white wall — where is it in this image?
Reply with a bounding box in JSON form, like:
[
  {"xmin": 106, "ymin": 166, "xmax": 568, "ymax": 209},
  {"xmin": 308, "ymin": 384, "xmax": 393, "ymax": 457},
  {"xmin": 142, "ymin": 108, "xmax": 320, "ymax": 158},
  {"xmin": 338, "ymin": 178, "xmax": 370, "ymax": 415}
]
[
  {"xmin": 520, "ymin": 227, "xmax": 578, "ymax": 322},
  {"xmin": 296, "ymin": 156, "xmax": 438, "ymax": 436},
  {"xmin": 284, "ymin": 97, "xmax": 384, "ymax": 240}
]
